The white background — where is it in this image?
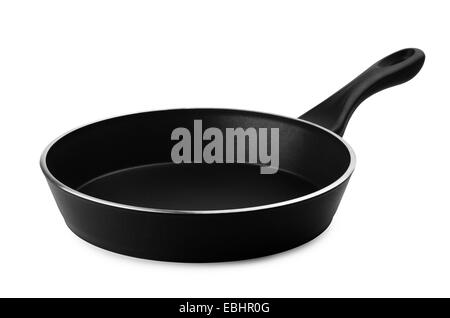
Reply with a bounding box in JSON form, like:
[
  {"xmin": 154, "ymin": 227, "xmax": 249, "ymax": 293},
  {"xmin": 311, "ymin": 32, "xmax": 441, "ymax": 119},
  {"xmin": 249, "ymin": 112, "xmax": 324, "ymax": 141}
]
[{"xmin": 1, "ymin": 0, "xmax": 449, "ymax": 297}]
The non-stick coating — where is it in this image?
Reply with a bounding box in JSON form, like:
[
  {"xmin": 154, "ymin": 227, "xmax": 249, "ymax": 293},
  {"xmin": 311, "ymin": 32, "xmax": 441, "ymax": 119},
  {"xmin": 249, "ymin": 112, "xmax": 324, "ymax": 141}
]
[
  {"xmin": 78, "ymin": 163, "xmax": 318, "ymax": 210},
  {"xmin": 44, "ymin": 109, "xmax": 352, "ymax": 212}
]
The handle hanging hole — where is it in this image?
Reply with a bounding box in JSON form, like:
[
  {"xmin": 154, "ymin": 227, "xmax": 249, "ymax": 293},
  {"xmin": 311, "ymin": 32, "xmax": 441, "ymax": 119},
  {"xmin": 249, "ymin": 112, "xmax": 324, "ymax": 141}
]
[{"xmin": 377, "ymin": 48, "xmax": 415, "ymax": 67}]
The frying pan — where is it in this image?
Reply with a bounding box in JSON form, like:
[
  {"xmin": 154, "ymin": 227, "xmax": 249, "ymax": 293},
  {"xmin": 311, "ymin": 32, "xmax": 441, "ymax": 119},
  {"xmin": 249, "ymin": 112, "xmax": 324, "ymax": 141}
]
[{"xmin": 41, "ymin": 48, "xmax": 425, "ymax": 262}]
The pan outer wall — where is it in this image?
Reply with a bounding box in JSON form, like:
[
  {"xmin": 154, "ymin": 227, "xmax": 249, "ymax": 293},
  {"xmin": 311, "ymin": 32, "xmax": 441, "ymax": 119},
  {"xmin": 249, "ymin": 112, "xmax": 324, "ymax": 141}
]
[{"xmin": 47, "ymin": 177, "xmax": 350, "ymax": 262}]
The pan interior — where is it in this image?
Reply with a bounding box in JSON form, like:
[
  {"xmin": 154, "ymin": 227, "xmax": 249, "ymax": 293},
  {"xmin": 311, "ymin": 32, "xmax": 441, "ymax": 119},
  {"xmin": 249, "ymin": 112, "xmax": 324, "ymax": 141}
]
[
  {"xmin": 44, "ymin": 109, "xmax": 351, "ymax": 211},
  {"xmin": 77, "ymin": 163, "xmax": 318, "ymax": 210}
]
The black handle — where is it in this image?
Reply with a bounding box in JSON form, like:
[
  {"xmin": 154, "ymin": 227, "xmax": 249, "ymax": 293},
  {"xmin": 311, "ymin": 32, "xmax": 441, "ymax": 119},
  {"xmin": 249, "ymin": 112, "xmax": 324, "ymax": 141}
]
[{"xmin": 300, "ymin": 48, "xmax": 425, "ymax": 136}]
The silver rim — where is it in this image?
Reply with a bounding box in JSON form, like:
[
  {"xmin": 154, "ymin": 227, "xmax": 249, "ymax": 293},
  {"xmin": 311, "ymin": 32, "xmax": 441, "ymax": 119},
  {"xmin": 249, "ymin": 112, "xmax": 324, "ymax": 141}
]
[{"xmin": 40, "ymin": 108, "xmax": 356, "ymax": 214}]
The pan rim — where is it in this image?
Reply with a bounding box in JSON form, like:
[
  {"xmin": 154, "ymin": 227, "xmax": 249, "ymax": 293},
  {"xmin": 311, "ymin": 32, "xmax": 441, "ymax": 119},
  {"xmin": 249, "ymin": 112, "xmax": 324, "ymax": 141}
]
[{"xmin": 40, "ymin": 108, "xmax": 356, "ymax": 214}]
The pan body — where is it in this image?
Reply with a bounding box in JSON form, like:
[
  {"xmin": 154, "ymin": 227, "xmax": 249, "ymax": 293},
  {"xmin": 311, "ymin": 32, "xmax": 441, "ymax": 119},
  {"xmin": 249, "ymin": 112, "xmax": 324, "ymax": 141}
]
[{"xmin": 42, "ymin": 109, "xmax": 354, "ymax": 262}]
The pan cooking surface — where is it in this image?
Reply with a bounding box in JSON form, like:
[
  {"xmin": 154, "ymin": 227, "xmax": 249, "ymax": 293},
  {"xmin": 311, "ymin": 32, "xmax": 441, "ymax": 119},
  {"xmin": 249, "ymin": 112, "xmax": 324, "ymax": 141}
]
[{"xmin": 77, "ymin": 163, "xmax": 318, "ymax": 210}]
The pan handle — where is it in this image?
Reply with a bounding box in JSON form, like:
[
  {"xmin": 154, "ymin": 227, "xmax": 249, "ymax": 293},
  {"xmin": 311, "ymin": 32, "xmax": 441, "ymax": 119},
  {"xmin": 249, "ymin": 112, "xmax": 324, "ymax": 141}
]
[{"xmin": 299, "ymin": 48, "xmax": 425, "ymax": 136}]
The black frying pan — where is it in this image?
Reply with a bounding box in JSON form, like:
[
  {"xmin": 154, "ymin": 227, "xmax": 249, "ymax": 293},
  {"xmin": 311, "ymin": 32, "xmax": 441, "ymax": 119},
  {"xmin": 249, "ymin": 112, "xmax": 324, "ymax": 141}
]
[{"xmin": 41, "ymin": 48, "xmax": 425, "ymax": 262}]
